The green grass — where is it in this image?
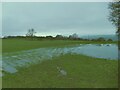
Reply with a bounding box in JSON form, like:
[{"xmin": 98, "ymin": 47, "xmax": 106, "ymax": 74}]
[
  {"xmin": 0, "ymin": 77, "xmax": 1, "ymax": 89},
  {"xmin": 2, "ymin": 38, "xmax": 117, "ymax": 53},
  {"xmin": 0, "ymin": 39, "xmax": 2, "ymax": 89},
  {"xmin": 0, "ymin": 39, "xmax": 2, "ymax": 55},
  {"xmin": 2, "ymin": 54, "xmax": 118, "ymax": 88},
  {"xmin": 2, "ymin": 38, "xmax": 118, "ymax": 88}
]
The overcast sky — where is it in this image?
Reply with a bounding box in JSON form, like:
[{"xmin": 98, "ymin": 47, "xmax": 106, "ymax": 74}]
[
  {"xmin": 2, "ymin": 2, "xmax": 116, "ymax": 36},
  {"xmin": 0, "ymin": 3, "xmax": 2, "ymax": 37}
]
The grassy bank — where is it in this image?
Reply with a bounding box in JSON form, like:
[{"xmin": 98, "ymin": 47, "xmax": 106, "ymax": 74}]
[
  {"xmin": 2, "ymin": 38, "xmax": 117, "ymax": 53},
  {"xmin": 2, "ymin": 54, "xmax": 118, "ymax": 88}
]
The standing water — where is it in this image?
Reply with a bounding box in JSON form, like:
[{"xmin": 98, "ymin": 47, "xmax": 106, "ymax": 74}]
[{"xmin": 1, "ymin": 44, "xmax": 118, "ymax": 76}]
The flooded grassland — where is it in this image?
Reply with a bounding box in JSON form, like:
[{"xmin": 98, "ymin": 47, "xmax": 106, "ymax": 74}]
[{"xmin": 2, "ymin": 39, "xmax": 118, "ymax": 88}]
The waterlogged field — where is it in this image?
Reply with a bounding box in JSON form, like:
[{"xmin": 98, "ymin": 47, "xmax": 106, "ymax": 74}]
[
  {"xmin": 2, "ymin": 38, "xmax": 117, "ymax": 53},
  {"xmin": 2, "ymin": 39, "xmax": 118, "ymax": 88}
]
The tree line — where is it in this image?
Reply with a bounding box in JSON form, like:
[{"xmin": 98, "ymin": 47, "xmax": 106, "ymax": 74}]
[{"xmin": 2, "ymin": 28, "xmax": 113, "ymax": 42}]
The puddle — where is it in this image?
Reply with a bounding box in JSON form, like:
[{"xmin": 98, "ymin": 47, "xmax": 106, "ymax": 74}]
[{"xmin": 1, "ymin": 44, "xmax": 118, "ymax": 76}]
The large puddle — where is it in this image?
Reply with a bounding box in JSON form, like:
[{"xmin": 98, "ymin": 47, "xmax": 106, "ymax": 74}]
[{"xmin": 1, "ymin": 44, "xmax": 118, "ymax": 76}]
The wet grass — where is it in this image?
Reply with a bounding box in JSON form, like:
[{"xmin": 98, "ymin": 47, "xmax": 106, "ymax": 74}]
[
  {"xmin": 2, "ymin": 38, "xmax": 117, "ymax": 53},
  {"xmin": 2, "ymin": 38, "xmax": 118, "ymax": 88},
  {"xmin": 2, "ymin": 54, "xmax": 118, "ymax": 88}
]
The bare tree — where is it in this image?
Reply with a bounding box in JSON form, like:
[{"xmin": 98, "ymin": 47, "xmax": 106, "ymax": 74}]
[
  {"xmin": 69, "ymin": 33, "xmax": 78, "ymax": 39},
  {"xmin": 26, "ymin": 28, "xmax": 36, "ymax": 37}
]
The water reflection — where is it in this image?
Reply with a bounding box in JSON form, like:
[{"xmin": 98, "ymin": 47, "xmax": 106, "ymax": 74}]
[{"xmin": 1, "ymin": 44, "xmax": 118, "ymax": 76}]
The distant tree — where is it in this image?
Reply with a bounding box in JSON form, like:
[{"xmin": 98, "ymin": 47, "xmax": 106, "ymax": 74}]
[
  {"xmin": 108, "ymin": 39, "xmax": 113, "ymax": 41},
  {"xmin": 108, "ymin": 1, "xmax": 120, "ymax": 35},
  {"xmin": 46, "ymin": 36, "xmax": 53, "ymax": 39},
  {"xmin": 91, "ymin": 39, "xmax": 96, "ymax": 41},
  {"xmin": 69, "ymin": 33, "xmax": 79, "ymax": 39},
  {"xmin": 68, "ymin": 35, "xmax": 72, "ymax": 39},
  {"xmin": 97, "ymin": 37, "xmax": 106, "ymax": 41},
  {"xmin": 26, "ymin": 28, "xmax": 36, "ymax": 37},
  {"xmin": 55, "ymin": 35, "xmax": 63, "ymax": 39}
]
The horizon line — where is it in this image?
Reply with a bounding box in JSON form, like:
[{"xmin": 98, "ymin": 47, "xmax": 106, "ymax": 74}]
[{"xmin": 1, "ymin": 33, "xmax": 117, "ymax": 37}]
